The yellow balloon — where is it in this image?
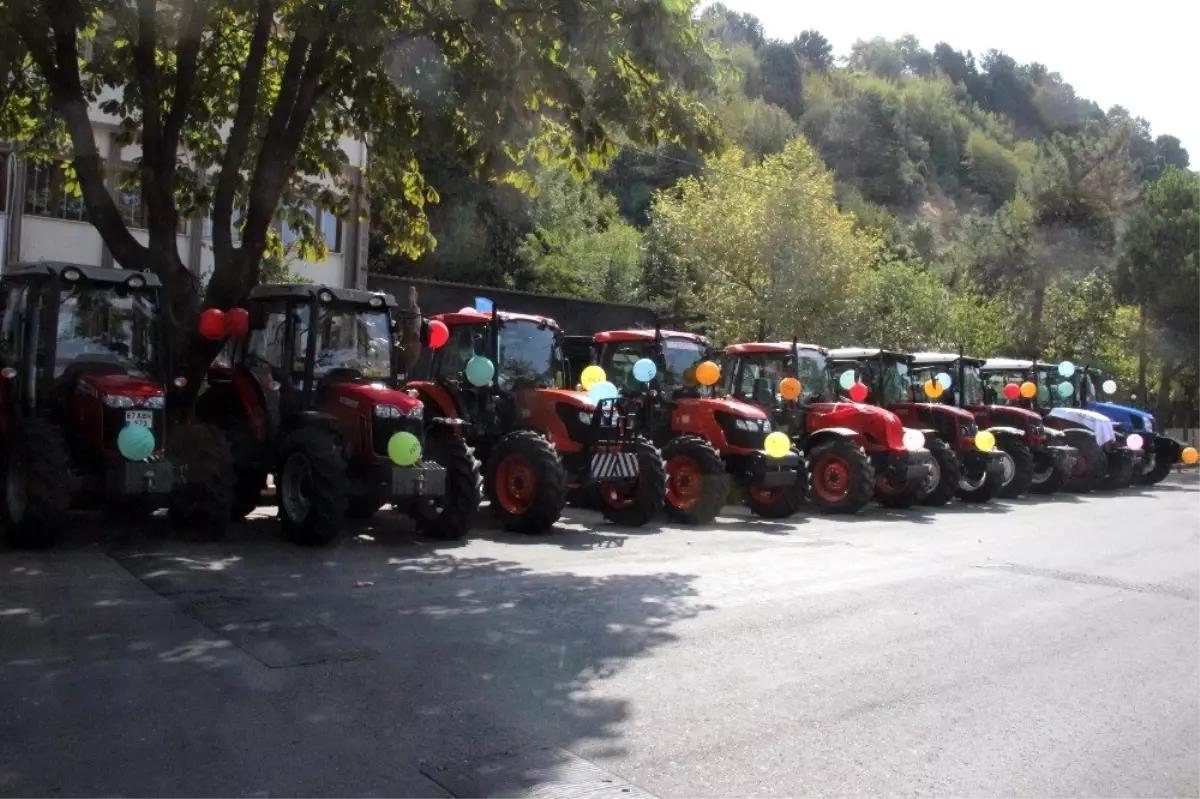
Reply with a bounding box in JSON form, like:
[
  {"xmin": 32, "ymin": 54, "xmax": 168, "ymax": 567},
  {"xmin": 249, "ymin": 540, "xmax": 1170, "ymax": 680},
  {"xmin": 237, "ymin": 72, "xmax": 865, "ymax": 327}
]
[
  {"xmin": 695, "ymin": 360, "xmax": 721, "ymax": 387},
  {"xmin": 975, "ymin": 430, "xmax": 996, "ymax": 452},
  {"xmin": 924, "ymin": 379, "xmax": 944, "ymax": 399},
  {"xmin": 1019, "ymin": 381, "xmax": 1037, "ymax": 399},
  {"xmin": 1182, "ymin": 447, "xmax": 1199, "ymax": 465},
  {"xmin": 580, "ymin": 364, "xmax": 606, "ymax": 390},
  {"xmin": 779, "ymin": 377, "xmax": 802, "ymax": 401},
  {"xmin": 764, "ymin": 431, "xmax": 792, "ymax": 459}
]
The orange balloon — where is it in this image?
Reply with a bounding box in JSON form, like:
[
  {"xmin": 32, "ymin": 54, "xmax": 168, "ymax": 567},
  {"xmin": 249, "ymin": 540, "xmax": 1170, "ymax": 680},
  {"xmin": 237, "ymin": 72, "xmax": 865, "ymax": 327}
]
[
  {"xmin": 695, "ymin": 360, "xmax": 721, "ymax": 387},
  {"xmin": 923, "ymin": 379, "xmax": 944, "ymax": 399},
  {"xmin": 1020, "ymin": 381, "xmax": 1038, "ymax": 399},
  {"xmin": 1182, "ymin": 447, "xmax": 1199, "ymax": 466},
  {"xmin": 779, "ymin": 377, "xmax": 802, "ymax": 401}
]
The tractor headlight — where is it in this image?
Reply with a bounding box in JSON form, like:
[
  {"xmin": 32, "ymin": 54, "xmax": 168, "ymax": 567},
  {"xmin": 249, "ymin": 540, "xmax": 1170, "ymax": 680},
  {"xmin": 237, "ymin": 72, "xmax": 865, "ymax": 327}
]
[
  {"xmin": 103, "ymin": 394, "xmax": 135, "ymax": 409},
  {"xmin": 375, "ymin": 404, "xmax": 422, "ymax": 420}
]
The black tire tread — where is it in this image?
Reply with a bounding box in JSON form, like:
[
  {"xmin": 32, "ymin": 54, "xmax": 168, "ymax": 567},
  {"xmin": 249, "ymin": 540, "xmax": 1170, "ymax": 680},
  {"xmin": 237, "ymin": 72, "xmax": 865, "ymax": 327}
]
[
  {"xmin": 744, "ymin": 448, "xmax": 810, "ymax": 519},
  {"xmin": 596, "ymin": 436, "xmax": 667, "ymax": 527},
  {"xmin": 997, "ymin": 438, "xmax": 1035, "ymax": 498},
  {"xmin": 1063, "ymin": 430, "xmax": 1107, "ymax": 494},
  {"xmin": 3, "ymin": 417, "xmax": 71, "ymax": 548},
  {"xmin": 807, "ymin": 438, "xmax": 874, "ymax": 515},
  {"xmin": 168, "ymin": 422, "xmax": 235, "ymax": 540},
  {"xmin": 660, "ymin": 435, "xmax": 728, "ymax": 525},
  {"xmin": 414, "ymin": 426, "xmax": 483, "ymax": 540},
  {"xmin": 918, "ymin": 438, "xmax": 961, "ymax": 507},
  {"xmin": 1028, "ymin": 451, "xmax": 1068, "ymax": 495},
  {"xmin": 278, "ymin": 425, "xmax": 349, "ymax": 546},
  {"xmin": 484, "ymin": 429, "xmax": 566, "ymax": 535}
]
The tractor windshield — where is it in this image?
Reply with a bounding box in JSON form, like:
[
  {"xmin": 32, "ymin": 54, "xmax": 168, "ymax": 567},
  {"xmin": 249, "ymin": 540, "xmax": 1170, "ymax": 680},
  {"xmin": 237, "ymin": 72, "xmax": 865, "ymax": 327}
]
[
  {"xmin": 880, "ymin": 359, "xmax": 911, "ymax": 403},
  {"xmin": 728, "ymin": 349, "xmax": 830, "ymax": 404},
  {"xmin": 910, "ymin": 362, "xmax": 985, "ymax": 406},
  {"xmin": 660, "ymin": 337, "xmax": 706, "ymax": 393},
  {"xmin": 310, "ymin": 306, "xmax": 392, "ymax": 379},
  {"xmin": 496, "ymin": 319, "xmax": 561, "ymax": 390},
  {"xmin": 1039, "ymin": 366, "xmax": 1086, "ymax": 408},
  {"xmin": 53, "ymin": 284, "xmax": 159, "ymax": 379}
]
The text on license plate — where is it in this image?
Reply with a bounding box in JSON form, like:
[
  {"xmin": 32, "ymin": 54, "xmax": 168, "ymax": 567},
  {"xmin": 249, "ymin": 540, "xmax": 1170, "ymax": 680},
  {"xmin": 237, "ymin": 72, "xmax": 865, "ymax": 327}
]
[{"xmin": 125, "ymin": 410, "xmax": 154, "ymax": 428}]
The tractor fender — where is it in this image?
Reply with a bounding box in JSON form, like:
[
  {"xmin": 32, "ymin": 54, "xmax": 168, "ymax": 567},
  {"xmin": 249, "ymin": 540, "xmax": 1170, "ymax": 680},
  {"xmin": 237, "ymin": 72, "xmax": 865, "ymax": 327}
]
[
  {"xmin": 806, "ymin": 426, "xmax": 867, "ymax": 452},
  {"xmin": 984, "ymin": 425, "xmax": 1026, "ymax": 441},
  {"xmin": 428, "ymin": 416, "xmax": 467, "ymax": 438},
  {"xmin": 298, "ymin": 410, "xmax": 341, "ymax": 429},
  {"xmin": 1155, "ymin": 435, "xmax": 1185, "ymax": 461}
]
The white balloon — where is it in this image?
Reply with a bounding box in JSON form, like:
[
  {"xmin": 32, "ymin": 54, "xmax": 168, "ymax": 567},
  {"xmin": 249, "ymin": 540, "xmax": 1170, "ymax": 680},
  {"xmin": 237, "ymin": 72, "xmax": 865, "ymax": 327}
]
[
  {"xmin": 1102, "ymin": 379, "xmax": 1117, "ymax": 395},
  {"xmin": 902, "ymin": 428, "xmax": 925, "ymax": 451},
  {"xmin": 1126, "ymin": 434, "xmax": 1144, "ymax": 451}
]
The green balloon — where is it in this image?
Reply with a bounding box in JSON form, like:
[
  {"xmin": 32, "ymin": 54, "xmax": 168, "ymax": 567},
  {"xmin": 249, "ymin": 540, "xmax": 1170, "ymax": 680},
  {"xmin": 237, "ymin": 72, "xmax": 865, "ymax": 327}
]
[
  {"xmin": 838, "ymin": 370, "xmax": 856, "ymax": 390},
  {"xmin": 1057, "ymin": 381, "xmax": 1074, "ymax": 398},
  {"xmin": 387, "ymin": 431, "xmax": 422, "ymax": 466},
  {"xmin": 464, "ymin": 355, "xmax": 495, "ymax": 387}
]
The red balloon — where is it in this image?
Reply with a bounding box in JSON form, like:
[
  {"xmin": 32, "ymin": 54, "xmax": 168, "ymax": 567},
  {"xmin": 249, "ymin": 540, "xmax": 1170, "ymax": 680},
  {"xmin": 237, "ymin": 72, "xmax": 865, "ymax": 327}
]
[
  {"xmin": 199, "ymin": 308, "xmax": 226, "ymax": 341},
  {"xmin": 1003, "ymin": 382, "xmax": 1021, "ymax": 400},
  {"xmin": 848, "ymin": 382, "xmax": 869, "ymax": 402},
  {"xmin": 224, "ymin": 307, "xmax": 250, "ymax": 338},
  {"xmin": 427, "ymin": 319, "xmax": 449, "ymax": 350}
]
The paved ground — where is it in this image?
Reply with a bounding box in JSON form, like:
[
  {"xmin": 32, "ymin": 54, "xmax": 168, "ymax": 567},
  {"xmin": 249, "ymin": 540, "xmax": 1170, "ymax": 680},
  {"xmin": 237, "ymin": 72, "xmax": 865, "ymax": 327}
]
[{"xmin": 1, "ymin": 476, "xmax": 1198, "ymax": 798}]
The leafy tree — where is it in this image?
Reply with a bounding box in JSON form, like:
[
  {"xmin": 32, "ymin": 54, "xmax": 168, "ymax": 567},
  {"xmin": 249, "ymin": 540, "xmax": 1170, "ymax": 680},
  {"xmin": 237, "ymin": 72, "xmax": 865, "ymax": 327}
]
[
  {"xmin": 712, "ymin": 94, "xmax": 798, "ymax": 160},
  {"xmin": 965, "ymin": 129, "xmax": 1025, "ymax": 206},
  {"xmin": 792, "ymin": 30, "xmax": 833, "ymax": 72},
  {"xmin": 747, "ymin": 40, "xmax": 805, "ymax": 120},
  {"xmin": 0, "ymin": 0, "xmax": 719, "ymax": 394}
]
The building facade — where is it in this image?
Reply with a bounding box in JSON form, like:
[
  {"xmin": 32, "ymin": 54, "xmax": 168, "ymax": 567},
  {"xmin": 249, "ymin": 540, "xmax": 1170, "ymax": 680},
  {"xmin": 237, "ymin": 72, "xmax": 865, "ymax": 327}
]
[{"xmin": 1, "ymin": 106, "xmax": 369, "ymax": 289}]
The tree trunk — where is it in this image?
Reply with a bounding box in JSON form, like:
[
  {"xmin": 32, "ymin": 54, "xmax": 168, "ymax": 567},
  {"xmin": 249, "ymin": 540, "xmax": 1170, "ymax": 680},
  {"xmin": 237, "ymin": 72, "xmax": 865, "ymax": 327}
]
[{"xmin": 1136, "ymin": 300, "xmax": 1149, "ymax": 400}]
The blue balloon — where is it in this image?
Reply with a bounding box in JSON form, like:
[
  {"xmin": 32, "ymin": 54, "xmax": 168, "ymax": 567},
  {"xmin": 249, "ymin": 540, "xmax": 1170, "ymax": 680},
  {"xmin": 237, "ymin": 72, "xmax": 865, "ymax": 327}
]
[
  {"xmin": 632, "ymin": 358, "xmax": 657, "ymax": 383},
  {"xmin": 936, "ymin": 371, "xmax": 953, "ymax": 390},
  {"xmin": 464, "ymin": 355, "xmax": 495, "ymax": 387},
  {"xmin": 1058, "ymin": 360, "xmax": 1076, "ymax": 378},
  {"xmin": 587, "ymin": 380, "xmax": 620, "ymax": 405},
  {"xmin": 117, "ymin": 423, "xmax": 155, "ymax": 461},
  {"xmin": 838, "ymin": 370, "xmax": 857, "ymax": 390}
]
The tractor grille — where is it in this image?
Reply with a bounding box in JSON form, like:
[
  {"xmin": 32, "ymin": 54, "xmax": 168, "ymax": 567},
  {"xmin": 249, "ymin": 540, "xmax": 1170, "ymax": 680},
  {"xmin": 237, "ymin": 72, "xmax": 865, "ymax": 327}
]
[
  {"xmin": 714, "ymin": 411, "xmax": 769, "ymax": 451},
  {"xmin": 371, "ymin": 415, "xmax": 425, "ymax": 458},
  {"xmin": 103, "ymin": 407, "xmax": 166, "ymax": 454}
]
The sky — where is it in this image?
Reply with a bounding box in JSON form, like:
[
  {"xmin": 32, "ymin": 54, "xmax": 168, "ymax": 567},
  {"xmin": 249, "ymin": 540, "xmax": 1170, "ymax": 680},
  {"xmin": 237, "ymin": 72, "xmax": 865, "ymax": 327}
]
[{"xmin": 708, "ymin": 0, "xmax": 1200, "ymax": 158}]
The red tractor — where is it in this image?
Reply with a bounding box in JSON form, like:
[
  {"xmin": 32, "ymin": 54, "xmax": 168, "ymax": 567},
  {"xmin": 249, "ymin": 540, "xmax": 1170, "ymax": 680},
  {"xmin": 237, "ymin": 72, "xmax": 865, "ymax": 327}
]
[
  {"xmin": 197, "ymin": 284, "xmax": 482, "ymax": 546},
  {"xmin": 908, "ymin": 352, "xmax": 1078, "ymax": 496},
  {"xmin": 720, "ymin": 342, "xmax": 934, "ymax": 513},
  {"xmin": 408, "ymin": 307, "xmax": 666, "ymax": 534},
  {"xmin": 827, "ymin": 348, "xmax": 1008, "ymax": 504},
  {"xmin": 0, "ymin": 261, "xmax": 232, "ymax": 547},
  {"xmin": 573, "ymin": 328, "xmax": 807, "ymax": 524}
]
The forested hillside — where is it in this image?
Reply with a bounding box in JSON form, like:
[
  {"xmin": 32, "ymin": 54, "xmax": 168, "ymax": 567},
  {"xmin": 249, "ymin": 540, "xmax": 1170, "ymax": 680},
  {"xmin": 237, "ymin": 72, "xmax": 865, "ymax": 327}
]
[{"xmin": 370, "ymin": 4, "xmax": 1198, "ymax": 426}]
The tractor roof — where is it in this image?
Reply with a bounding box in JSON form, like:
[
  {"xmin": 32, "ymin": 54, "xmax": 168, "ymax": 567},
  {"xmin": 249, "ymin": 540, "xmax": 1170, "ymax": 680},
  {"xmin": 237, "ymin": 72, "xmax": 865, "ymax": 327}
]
[
  {"xmin": 828, "ymin": 347, "xmax": 911, "ymax": 363},
  {"xmin": 434, "ymin": 309, "xmax": 561, "ymax": 331},
  {"xmin": 723, "ymin": 342, "xmax": 827, "ymax": 356},
  {"xmin": 2, "ymin": 261, "xmax": 163, "ymax": 288},
  {"xmin": 249, "ymin": 283, "xmax": 397, "ymax": 308},
  {"xmin": 981, "ymin": 358, "xmax": 1034, "ymax": 371},
  {"xmin": 910, "ymin": 352, "xmax": 985, "ymax": 367},
  {"xmin": 594, "ymin": 329, "xmax": 707, "ymax": 345}
]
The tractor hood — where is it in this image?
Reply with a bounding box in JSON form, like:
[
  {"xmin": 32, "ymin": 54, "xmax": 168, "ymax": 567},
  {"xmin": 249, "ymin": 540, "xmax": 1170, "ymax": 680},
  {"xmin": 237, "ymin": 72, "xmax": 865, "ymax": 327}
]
[
  {"xmin": 809, "ymin": 401, "xmax": 907, "ymax": 449},
  {"xmin": 326, "ymin": 381, "xmax": 423, "ymax": 414},
  {"xmin": 540, "ymin": 388, "xmax": 597, "ymax": 411},
  {"xmin": 78, "ymin": 373, "xmax": 164, "ymax": 401},
  {"xmin": 915, "ymin": 402, "xmax": 974, "ymax": 421},
  {"xmin": 695, "ymin": 396, "xmax": 769, "ymax": 420},
  {"xmin": 1086, "ymin": 400, "xmax": 1156, "ymax": 433},
  {"xmin": 981, "ymin": 404, "xmax": 1042, "ymax": 424}
]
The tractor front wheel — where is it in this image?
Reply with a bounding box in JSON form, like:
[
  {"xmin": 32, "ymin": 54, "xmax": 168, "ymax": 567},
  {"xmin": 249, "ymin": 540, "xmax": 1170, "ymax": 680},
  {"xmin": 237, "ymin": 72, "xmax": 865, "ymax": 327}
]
[
  {"xmin": 277, "ymin": 426, "xmax": 349, "ymax": 546},
  {"xmin": 168, "ymin": 422, "xmax": 235, "ymax": 540},
  {"xmin": 997, "ymin": 439, "xmax": 1035, "ymax": 498},
  {"xmin": 595, "ymin": 436, "xmax": 667, "ymax": 527},
  {"xmin": 485, "ymin": 430, "xmax": 566, "ymax": 534},
  {"xmin": 660, "ymin": 436, "xmax": 728, "ymax": 525},
  {"xmin": 807, "ymin": 438, "xmax": 874, "ymax": 514},
  {"xmin": 1063, "ymin": 431, "xmax": 1107, "ymax": 493},
  {"xmin": 412, "ymin": 426, "xmax": 483, "ymax": 540},
  {"xmin": 1137, "ymin": 451, "xmax": 1174, "ymax": 485},
  {"xmin": 2, "ymin": 418, "xmax": 71, "ymax": 549},
  {"xmin": 1101, "ymin": 453, "xmax": 1135, "ymax": 491},
  {"xmin": 1028, "ymin": 453, "xmax": 1068, "ymax": 495},
  {"xmin": 917, "ymin": 439, "xmax": 960, "ymax": 507},
  {"xmin": 744, "ymin": 448, "xmax": 809, "ymax": 519}
]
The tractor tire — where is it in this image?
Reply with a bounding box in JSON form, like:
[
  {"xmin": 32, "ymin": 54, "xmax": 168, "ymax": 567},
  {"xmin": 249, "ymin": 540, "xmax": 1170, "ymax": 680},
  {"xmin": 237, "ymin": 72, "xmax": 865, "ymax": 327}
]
[
  {"xmin": 595, "ymin": 436, "xmax": 667, "ymax": 527},
  {"xmin": 997, "ymin": 439, "xmax": 1035, "ymax": 499},
  {"xmin": 485, "ymin": 429, "xmax": 566, "ymax": 535},
  {"xmin": 2, "ymin": 418, "xmax": 71, "ymax": 549},
  {"xmin": 744, "ymin": 448, "xmax": 809, "ymax": 519},
  {"xmin": 1137, "ymin": 452, "xmax": 1174, "ymax": 486},
  {"xmin": 1101, "ymin": 453, "xmax": 1135, "ymax": 491},
  {"xmin": 917, "ymin": 439, "xmax": 961, "ymax": 507},
  {"xmin": 807, "ymin": 438, "xmax": 874, "ymax": 515},
  {"xmin": 956, "ymin": 457, "xmax": 1000, "ymax": 503},
  {"xmin": 412, "ymin": 426, "xmax": 483, "ymax": 541},
  {"xmin": 1028, "ymin": 454, "xmax": 1068, "ymax": 495},
  {"xmin": 168, "ymin": 422, "xmax": 235, "ymax": 540},
  {"xmin": 660, "ymin": 436, "xmax": 728, "ymax": 525},
  {"xmin": 276, "ymin": 425, "xmax": 349, "ymax": 546},
  {"xmin": 874, "ymin": 475, "xmax": 919, "ymax": 509},
  {"xmin": 1063, "ymin": 431, "xmax": 1107, "ymax": 494}
]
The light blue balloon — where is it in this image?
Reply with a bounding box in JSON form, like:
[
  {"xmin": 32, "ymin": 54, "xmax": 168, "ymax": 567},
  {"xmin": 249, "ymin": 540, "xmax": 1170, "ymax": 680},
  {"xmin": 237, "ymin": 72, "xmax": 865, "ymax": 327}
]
[
  {"xmin": 1058, "ymin": 360, "xmax": 1076, "ymax": 378},
  {"xmin": 587, "ymin": 380, "xmax": 620, "ymax": 405},
  {"xmin": 838, "ymin": 370, "xmax": 857, "ymax": 390},
  {"xmin": 1057, "ymin": 381, "xmax": 1074, "ymax": 398},
  {"xmin": 117, "ymin": 424, "xmax": 155, "ymax": 461},
  {"xmin": 464, "ymin": 355, "xmax": 495, "ymax": 387},
  {"xmin": 936, "ymin": 371, "xmax": 953, "ymax": 390},
  {"xmin": 632, "ymin": 358, "xmax": 657, "ymax": 383}
]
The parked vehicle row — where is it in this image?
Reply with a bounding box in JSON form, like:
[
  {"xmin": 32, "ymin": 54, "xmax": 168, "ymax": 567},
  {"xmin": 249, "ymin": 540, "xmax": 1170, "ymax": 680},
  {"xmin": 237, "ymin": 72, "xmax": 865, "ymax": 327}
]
[{"xmin": 1, "ymin": 263, "xmax": 1194, "ymax": 549}]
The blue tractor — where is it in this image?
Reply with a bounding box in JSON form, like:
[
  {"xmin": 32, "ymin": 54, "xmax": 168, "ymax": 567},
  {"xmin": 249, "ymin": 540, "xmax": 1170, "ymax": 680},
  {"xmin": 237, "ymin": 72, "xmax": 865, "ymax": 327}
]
[{"xmin": 1067, "ymin": 365, "xmax": 1187, "ymax": 486}]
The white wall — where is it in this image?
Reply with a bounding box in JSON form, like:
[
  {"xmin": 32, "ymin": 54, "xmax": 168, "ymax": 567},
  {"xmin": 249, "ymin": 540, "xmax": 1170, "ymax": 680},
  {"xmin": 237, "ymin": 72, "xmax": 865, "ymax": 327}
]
[{"xmin": 21, "ymin": 217, "xmax": 105, "ymax": 266}]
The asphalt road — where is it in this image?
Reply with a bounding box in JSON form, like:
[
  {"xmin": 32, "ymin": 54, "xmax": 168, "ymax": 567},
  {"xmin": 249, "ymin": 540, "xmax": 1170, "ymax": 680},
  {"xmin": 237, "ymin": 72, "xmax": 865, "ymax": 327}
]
[{"xmin": 2, "ymin": 477, "xmax": 1198, "ymax": 798}]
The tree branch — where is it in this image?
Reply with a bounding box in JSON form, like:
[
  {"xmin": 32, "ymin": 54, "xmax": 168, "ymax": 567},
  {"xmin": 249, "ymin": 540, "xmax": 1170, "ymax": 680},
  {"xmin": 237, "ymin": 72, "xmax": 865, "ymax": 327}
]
[{"xmin": 161, "ymin": 0, "xmax": 208, "ymax": 167}]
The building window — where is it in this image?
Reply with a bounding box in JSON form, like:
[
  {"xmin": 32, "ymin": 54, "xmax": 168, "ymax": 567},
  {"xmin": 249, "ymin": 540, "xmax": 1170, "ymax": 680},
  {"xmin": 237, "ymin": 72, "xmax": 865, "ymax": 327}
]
[
  {"xmin": 281, "ymin": 204, "xmax": 342, "ymax": 254},
  {"xmin": 114, "ymin": 167, "xmax": 147, "ymax": 229},
  {"xmin": 25, "ymin": 160, "xmax": 89, "ymax": 222}
]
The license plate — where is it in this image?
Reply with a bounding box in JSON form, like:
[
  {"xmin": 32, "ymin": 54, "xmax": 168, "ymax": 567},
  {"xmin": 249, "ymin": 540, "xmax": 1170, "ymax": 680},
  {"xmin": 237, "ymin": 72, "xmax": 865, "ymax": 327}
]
[
  {"xmin": 591, "ymin": 452, "xmax": 639, "ymax": 480},
  {"xmin": 125, "ymin": 410, "xmax": 153, "ymax": 428}
]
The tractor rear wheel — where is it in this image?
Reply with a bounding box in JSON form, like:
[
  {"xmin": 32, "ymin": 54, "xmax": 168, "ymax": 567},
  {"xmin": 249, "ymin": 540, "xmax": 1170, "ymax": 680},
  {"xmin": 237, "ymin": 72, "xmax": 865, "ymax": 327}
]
[
  {"xmin": 595, "ymin": 436, "xmax": 667, "ymax": 527},
  {"xmin": 1063, "ymin": 431, "xmax": 1107, "ymax": 493},
  {"xmin": 485, "ymin": 430, "xmax": 566, "ymax": 534},
  {"xmin": 660, "ymin": 436, "xmax": 728, "ymax": 525},
  {"xmin": 1101, "ymin": 453, "xmax": 1135, "ymax": 491},
  {"xmin": 997, "ymin": 439, "xmax": 1035, "ymax": 498},
  {"xmin": 917, "ymin": 439, "xmax": 960, "ymax": 507},
  {"xmin": 277, "ymin": 426, "xmax": 349, "ymax": 546},
  {"xmin": 2, "ymin": 418, "xmax": 71, "ymax": 549},
  {"xmin": 412, "ymin": 426, "xmax": 483, "ymax": 540},
  {"xmin": 807, "ymin": 438, "xmax": 874, "ymax": 514},
  {"xmin": 744, "ymin": 448, "xmax": 809, "ymax": 519},
  {"xmin": 168, "ymin": 423, "xmax": 235, "ymax": 540}
]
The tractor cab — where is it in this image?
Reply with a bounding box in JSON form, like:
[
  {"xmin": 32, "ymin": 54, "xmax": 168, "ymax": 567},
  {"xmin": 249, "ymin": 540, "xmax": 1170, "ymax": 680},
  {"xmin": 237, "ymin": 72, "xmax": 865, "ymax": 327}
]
[
  {"xmin": 723, "ymin": 342, "xmax": 932, "ymax": 513},
  {"xmin": 829, "ymin": 347, "xmax": 1006, "ymax": 503},
  {"xmin": 412, "ymin": 308, "xmax": 665, "ymax": 534},
  {"xmin": 0, "ymin": 261, "xmax": 232, "ymax": 546}
]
